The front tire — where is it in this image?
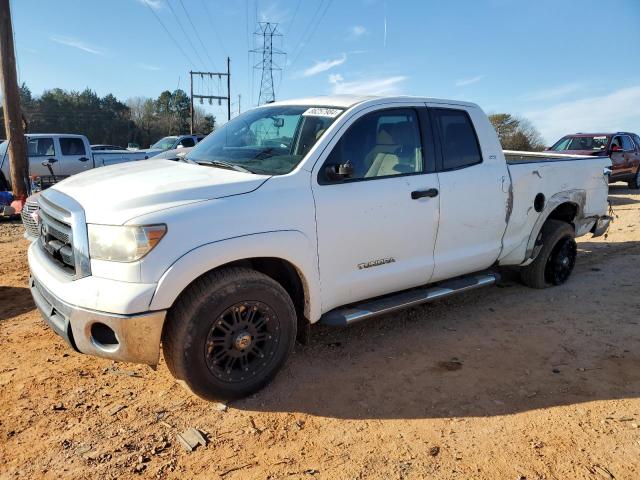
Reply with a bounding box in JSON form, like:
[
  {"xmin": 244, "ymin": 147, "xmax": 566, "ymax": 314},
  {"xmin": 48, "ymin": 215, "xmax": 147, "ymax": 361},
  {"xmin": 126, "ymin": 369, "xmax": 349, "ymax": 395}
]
[
  {"xmin": 520, "ymin": 219, "xmax": 577, "ymax": 289},
  {"xmin": 162, "ymin": 267, "xmax": 297, "ymax": 401}
]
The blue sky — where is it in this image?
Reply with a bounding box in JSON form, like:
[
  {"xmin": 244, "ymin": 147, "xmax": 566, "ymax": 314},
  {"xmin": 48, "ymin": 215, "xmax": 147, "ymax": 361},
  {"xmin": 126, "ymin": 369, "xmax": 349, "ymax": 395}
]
[{"xmin": 11, "ymin": 0, "xmax": 640, "ymax": 143}]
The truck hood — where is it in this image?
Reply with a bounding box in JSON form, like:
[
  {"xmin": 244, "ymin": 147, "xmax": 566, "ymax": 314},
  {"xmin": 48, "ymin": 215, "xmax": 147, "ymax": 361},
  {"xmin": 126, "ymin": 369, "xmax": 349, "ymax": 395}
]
[{"xmin": 51, "ymin": 159, "xmax": 270, "ymax": 224}]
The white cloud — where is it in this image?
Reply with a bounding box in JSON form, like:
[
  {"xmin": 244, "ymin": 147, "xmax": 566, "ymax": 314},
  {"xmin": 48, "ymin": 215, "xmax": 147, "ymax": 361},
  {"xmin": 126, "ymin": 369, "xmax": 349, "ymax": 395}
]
[
  {"xmin": 525, "ymin": 85, "xmax": 640, "ymax": 143},
  {"xmin": 522, "ymin": 83, "xmax": 583, "ymax": 101},
  {"xmin": 329, "ymin": 74, "xmax": 407, "ymax": 96},
  {"xmin": 351, "ymin": 25, "xmax": 367, "ymax": 37},
  {"xmin": 136, "ymin": 0, "xmax": 163, "ymax": 10},
  {"xmin": 455, "ymin": 75, "xmax": 485, "ymax": 87},
  {"xmin": 301, "ymin": 54, "xmax": 346, "ymax": 77},
  {"xmin": 260, "ymin": 1, "xmax": 289, "ymax": 23},
  {"xmin": 49, "ymin": 35, "xmax": 105, "ymax": 55},
  {"xmin": 137, "ymin": 63, "xmax": 161, "ymax": 71}
]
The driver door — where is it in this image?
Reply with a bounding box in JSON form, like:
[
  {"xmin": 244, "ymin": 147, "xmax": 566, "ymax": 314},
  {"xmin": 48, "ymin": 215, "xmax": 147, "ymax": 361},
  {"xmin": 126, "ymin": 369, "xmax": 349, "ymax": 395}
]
[{"xmin": 312, "ymin": 105, "xmax": 440, "ymax": 312}]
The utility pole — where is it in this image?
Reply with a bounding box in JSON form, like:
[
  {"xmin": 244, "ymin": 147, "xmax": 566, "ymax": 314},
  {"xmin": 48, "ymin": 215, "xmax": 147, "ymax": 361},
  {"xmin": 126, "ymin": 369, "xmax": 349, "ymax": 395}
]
[
  {"xmin": 189, "ymin": 71, "xmax": 194, "ymax": 134},
  {"xmin": 251, "ymin": 22, "xmax": 285, "ymax": 105},
  {"xmin": 226, "ymin": 57, "xmax": 231, "ymax": 122},
  {"xmin": 189, "ymin": 57, "xmax": 231, "ymax": 132},
  {"xmin": 238, "ymin": 94, "xmax": 241, "ymax": 116},
  {"xmin": 0, "ymin": 0, "xmax": 27, "ymax": 200}
]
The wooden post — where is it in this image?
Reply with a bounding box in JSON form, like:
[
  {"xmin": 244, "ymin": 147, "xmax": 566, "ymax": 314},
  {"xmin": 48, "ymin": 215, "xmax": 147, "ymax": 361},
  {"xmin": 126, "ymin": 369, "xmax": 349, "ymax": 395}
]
[{"xmin": 0, "ymin": 0, "xmax": 27, "ymax": 199}]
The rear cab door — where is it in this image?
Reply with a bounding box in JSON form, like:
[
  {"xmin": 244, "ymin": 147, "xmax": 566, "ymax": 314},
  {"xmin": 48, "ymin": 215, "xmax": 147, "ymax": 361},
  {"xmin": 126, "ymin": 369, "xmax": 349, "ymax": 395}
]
[
  {"xmin": 26, "ymin": 136, "xmax": 61, "ymax": 177},
  {"xmin": 427, "ymin": 103, "xmax": 510, "ymax": 281},
  {"xmin": 58, "ymin": 136, "xmax": 92, "ymax": 176}
]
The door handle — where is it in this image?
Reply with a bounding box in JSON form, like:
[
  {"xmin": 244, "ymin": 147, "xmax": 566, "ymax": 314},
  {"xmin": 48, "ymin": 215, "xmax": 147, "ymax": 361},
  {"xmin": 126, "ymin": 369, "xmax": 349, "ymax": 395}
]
[
  {"xmin": 411, "ymin": 188, "xmax": 438, "ymax": 200},
  {"xmin": 78, "ymin": 157, "xmax": 90, "ymax": 162}
]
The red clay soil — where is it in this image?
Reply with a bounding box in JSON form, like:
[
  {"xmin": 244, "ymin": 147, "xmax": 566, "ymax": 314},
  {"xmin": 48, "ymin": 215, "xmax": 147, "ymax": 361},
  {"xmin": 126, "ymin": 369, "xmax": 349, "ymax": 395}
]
[{"xmin": 1, "ymin": 184, "xmax": 639, "ymax": 479}]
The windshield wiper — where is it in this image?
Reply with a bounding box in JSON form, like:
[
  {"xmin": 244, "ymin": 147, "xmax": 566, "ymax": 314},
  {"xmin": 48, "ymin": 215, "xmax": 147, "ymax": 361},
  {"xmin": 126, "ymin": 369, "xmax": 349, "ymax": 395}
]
[{"xmin": 197, "ymin": 159, "xmax": 253, "ymax": 174}]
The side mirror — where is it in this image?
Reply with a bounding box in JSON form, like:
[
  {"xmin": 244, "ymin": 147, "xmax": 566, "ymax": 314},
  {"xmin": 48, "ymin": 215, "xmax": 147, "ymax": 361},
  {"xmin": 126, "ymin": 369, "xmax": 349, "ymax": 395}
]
[
  {"xmin": 325, "ymin": 162, "xmax": 354, "ymax": 182},
  {"xmin": 176, "ymin": 143, "xmax": 185, "ymax": 149}
]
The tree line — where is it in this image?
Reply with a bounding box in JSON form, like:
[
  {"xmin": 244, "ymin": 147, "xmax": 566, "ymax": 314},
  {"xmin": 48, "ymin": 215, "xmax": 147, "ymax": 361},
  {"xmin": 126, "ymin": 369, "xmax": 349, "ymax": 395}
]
[
  {"xmin": 2, "ymin": 85, "xmax": 547, "ymax": 152},
  {"xmin": 1, "ymin": 84, "xmax": 216, "ymax": 148}
]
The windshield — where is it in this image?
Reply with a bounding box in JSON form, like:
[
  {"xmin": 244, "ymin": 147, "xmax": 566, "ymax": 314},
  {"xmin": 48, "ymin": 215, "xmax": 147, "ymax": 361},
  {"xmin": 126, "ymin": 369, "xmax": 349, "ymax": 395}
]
[
  {"xmin": 187, "ymin": 105, "xmax": 344, "ymax": 175},
  {"xmin": 550, "ymin": 135, "xmax": 610, "ymax": 151},
  {"xmin": 151, "ymin": 136, "xmax": 178, "ymax": 150}
]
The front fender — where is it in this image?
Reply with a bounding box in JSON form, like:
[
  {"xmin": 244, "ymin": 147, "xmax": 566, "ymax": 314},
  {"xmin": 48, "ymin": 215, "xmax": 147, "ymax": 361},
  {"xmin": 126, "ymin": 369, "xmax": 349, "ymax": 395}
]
[{"xmin": 148, "ymin": 230, "xmax": 322, "ymax": 322}]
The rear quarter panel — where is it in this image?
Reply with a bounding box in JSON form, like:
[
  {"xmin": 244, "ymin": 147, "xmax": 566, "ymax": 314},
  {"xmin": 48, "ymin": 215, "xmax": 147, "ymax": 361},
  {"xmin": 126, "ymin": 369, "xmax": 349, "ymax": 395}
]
[{"xmin": 498, "ymin": 157, "xmax": 610, "ymax": 265}]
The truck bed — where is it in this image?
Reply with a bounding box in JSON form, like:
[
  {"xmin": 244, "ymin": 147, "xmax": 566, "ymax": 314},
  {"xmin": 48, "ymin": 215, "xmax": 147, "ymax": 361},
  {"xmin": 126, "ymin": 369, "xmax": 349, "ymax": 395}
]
[{"xmin": 503, "ymin": 150, "xmax": 605, "ymax": 164}]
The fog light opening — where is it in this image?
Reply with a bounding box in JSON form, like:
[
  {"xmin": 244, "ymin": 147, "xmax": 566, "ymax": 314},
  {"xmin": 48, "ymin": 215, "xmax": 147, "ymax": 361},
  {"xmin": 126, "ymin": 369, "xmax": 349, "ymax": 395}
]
[{"xmin": 90, "ymin": 323, "xmax": 119, "ymax": 351}]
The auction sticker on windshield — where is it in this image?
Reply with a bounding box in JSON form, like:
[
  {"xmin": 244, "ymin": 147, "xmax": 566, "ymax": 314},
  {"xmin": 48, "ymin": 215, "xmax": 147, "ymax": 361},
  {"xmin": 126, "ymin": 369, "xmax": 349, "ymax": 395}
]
[{"xmin": 303, "ymin": 107, "xmax": 342, "ymax": 118}]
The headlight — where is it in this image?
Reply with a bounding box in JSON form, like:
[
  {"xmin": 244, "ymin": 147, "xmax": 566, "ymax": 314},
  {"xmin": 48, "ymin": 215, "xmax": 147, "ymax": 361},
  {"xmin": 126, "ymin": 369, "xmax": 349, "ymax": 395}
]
[{"xmin": 88, "ymin": 224, "xmax": 166, "ymax": 262}]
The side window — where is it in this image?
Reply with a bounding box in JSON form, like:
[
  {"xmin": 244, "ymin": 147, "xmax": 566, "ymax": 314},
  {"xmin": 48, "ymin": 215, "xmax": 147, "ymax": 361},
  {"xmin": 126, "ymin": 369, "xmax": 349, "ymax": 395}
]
[
  {"xmin": 27, "ymin": 137, "xmax": 55, "ymax": 157},
  {"xmin": 621, "ymin": 135, "xmax": 635, "ymax": 151},
  {"xmin": 59, "ymin": 138, "xmax": 86, "ymax": 156},
  {"xmin": 632, "ymin": 134, "xmax": 640, "ymax": 149},
  {"xmin": 432, "ymin": 108, "xmax": 482, "ymax": 170},
  {"xmin": 323, "ymin": 108, "xmax": 423, "ymax": 181},
  {"xmin": 179, "ymin": 137, "xmax": 196, "ymax": 147}
]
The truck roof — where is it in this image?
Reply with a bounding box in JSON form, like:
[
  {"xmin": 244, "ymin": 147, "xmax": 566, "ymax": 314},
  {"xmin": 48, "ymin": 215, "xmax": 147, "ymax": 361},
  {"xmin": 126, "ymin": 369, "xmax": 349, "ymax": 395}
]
[
  {"xmin": 24, "ymin": 133, "xmax": 86, "ymax": 138},
  {"xmin": 268, "ymin": 95, "xmax": 480, "ymax": 110}
]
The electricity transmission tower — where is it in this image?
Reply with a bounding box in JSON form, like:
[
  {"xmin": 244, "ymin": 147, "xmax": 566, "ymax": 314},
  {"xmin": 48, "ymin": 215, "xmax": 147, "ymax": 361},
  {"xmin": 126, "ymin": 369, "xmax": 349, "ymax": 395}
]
[{"xmin": 251, "ymin": 22, "xmax": 285, "ymax": 105}]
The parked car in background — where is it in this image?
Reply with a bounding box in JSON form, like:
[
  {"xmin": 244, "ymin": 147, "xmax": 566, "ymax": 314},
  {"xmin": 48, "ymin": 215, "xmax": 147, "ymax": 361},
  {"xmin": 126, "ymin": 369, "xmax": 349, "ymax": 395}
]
[
  {"xmin": 26, "ymin": 95, "xmax": 612, "ymax": 401},
  {"xmin": 546, "ymin": 132, "xmax": 640, "ymax": 188},
  {"xmin": 145, "ymin": 134, "xmax": 206, "ymax": 157},
  {"xmin": 150, "ymin": 146, "xmax": 193, "ymax": 161},
  {"xmin": 91, "ymin": 144, "xmax": 126, "ymax": 151},
  {"xmin": 0, "ymin": 134, "xmax": 150, "ymax": 190}
]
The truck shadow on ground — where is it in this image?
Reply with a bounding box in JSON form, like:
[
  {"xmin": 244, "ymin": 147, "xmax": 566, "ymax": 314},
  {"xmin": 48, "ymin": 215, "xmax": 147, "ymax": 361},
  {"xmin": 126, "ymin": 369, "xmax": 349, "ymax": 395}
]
[
  {"xmin": 237, "ymin": 239, "xmax": 640, "ymax": 420},
  {"xmin": 0, "ymin": 286, "xmax": 34, "ymax": 321},
  {"xmin": 609, "ymin": 184, "xmax": 640, "ymax": 206}
]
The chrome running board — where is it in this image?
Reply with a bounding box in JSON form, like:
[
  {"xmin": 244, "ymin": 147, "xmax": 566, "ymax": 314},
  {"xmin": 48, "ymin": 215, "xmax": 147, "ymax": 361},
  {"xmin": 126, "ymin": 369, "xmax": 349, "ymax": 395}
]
[{"xmin": 320, "ymin": 273, "xmax": 499, "ymax": 327}]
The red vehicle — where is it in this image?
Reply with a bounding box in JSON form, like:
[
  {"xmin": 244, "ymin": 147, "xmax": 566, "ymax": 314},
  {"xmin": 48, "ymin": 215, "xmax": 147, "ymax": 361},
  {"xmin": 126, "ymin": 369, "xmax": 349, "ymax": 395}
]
[{"xmin": 546, "ymin": 132, "xmax": 640, "ymax": 188}]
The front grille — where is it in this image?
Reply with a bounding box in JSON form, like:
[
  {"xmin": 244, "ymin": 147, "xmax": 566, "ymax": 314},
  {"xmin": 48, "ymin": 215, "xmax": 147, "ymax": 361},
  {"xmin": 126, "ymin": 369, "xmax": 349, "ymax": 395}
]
[
  {"xmin": 38, "ymin": 199, "xmax": 76, "ymax": 275},
  {"xmin": 35, "ymin": 190, "xmax": 91, "ymax": 280},
  {"xmin": 21, "ymin": 197, "xmax": 40, "ymax": 239}
]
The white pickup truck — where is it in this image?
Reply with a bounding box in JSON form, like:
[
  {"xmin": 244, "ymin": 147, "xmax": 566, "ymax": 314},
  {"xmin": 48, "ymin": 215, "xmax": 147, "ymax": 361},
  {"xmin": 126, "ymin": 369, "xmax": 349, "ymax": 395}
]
[
  {"xmin": 26, "ymin": 95, "xmax": 612, "ymax": 401},
  {"xmin": 0, "ymin": 134, "xmax": 150, "ymax": 189}
]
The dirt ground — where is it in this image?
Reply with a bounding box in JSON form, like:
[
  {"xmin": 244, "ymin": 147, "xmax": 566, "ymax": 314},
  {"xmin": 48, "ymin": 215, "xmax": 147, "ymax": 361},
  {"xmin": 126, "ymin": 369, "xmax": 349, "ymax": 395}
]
[{"xmin": 1, "ymin": 184, "xmax": 639, "ymax": 480}]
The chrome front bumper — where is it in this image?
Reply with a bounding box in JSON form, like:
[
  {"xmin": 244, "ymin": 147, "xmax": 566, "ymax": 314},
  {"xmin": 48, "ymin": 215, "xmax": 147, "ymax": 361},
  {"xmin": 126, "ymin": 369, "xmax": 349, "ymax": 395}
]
[{"xmin": 30, "ymin": 275, "xmax": 166, "ymax": 366}]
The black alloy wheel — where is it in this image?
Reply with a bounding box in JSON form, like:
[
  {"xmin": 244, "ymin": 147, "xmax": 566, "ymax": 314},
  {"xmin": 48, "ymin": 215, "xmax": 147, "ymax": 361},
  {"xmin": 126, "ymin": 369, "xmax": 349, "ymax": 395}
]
[
  {"xmin": 544, "ymin": 236, "xmax": 577, "ymax": 285},
  {"xmin": 204, "ymin": 301, "xmax": 280, "ymax": 383}
]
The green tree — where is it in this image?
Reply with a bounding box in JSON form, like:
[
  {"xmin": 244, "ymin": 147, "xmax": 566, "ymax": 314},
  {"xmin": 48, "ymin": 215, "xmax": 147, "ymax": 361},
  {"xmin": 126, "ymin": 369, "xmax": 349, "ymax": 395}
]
[{"xmin": 489, "ymin": 113, "xmax": 546, "ymax": 151}]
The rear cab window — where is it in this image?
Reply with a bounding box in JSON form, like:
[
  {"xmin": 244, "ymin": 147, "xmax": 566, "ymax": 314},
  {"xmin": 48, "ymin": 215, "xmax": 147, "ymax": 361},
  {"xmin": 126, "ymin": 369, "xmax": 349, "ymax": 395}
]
[
  {"xmin": 59, "ymin": 137, "xmax": 86, "ymax": 156},
  {"xmin": 431, "ymin": 108, "xmax": 482, "ymax": 171}
]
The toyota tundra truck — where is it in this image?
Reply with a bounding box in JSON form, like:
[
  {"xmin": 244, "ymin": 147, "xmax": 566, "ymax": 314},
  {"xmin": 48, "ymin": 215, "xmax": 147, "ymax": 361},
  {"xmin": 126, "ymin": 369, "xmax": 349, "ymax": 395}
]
[{"xmin": 26, "ymin": 95, "xmax": 612, "ymax": 400}]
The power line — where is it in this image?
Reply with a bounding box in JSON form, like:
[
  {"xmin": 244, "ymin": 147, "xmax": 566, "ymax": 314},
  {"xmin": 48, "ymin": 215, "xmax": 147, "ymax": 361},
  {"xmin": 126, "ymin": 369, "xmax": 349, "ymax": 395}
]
[
  {"xmin": 178, "ymin": 0, "xmax": 219, "ymax": 71},
  {"xmin": 143, "ymin": 1, "xmax": 197, "ymax": 69},
  {"xmin": 199, "ymin": 0, "xmax": 229, "ymax": 57},
  {"xmin": 287, "ymin": 0, "xmax": 326, "ymax": 66},
  {"xmin": 289, "ymin": 0, "xmax": 334, "ymax": 71},
  {"xmin": 165, "ymin": 0, "xmax": 208, "ymax": 70}
]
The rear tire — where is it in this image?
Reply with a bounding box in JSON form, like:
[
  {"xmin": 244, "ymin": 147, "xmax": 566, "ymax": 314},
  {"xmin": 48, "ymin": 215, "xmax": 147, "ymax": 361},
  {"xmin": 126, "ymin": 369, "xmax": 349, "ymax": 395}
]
[
  {"xmin": 520, "ymin": 219, "xmax": 577, "ymax": 289},
  {"xmin": 628, "ymin": 168, "xmax": 640, "ymax": 189},
  {"xmin": 162, "ymin": 267, "xmax": 297, "ymax": 401}
]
